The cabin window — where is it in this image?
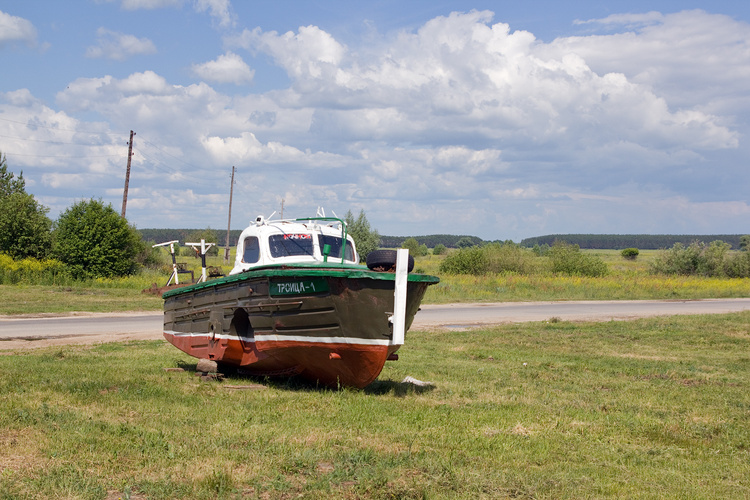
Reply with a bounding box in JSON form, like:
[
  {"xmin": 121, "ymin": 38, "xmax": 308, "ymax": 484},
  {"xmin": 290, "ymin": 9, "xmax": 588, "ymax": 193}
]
[
  {"xmin": 242, "ymin": 237, "xmax": 260, "ymax": 263},
  {"xmin": 269, "ymin": 234, "xmax": 314, "ymax": 258},
  {"xmin": 318, "ymin": 235, "xmax": 355, "ymax": 261}
]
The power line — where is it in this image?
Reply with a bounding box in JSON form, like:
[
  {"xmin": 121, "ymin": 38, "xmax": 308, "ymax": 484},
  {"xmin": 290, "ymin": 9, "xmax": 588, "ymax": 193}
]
[
  {"xmin": 0, "ymin": 132, "xmax": 105, "ymax": 146},
  {"xmin": 0, "ymin": 116, "xmax": 127, "ymax": 139},
  {"xmin": 3, "ymin": 152, "xmax": 120, "ymax": 158},
  {"xmin": 138, "ymin": 137, "xmax": 203, "ymax": 171},
  {"xmin": 134, "ymin": 147, "xmax": 215, "ymax": 186},
  {"xmin": 1, "ymin": 124, "xmax": 227, "ymax": 188}
]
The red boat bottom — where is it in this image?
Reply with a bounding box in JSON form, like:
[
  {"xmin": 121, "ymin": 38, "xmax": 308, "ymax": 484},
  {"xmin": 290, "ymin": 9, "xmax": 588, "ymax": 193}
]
[{"xmin": 165, "ymin": 331, "xmax": 392, "ymax": 388}]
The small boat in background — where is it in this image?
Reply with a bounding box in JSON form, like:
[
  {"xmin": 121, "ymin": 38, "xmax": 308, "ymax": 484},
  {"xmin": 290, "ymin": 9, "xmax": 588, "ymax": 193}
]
[{"xmin": 160, "ymin": 213, "xmax": 439, "ymax": 388}]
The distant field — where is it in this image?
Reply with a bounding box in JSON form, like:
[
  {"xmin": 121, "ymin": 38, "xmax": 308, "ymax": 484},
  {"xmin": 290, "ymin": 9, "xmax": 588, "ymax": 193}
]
[
  {"xmin": 1, "ymin": 312, "xmax": 748, "ymax": 498},
  {"xmin": 418, "ymin": 250, "xmax": 750, "ymax": 304}
]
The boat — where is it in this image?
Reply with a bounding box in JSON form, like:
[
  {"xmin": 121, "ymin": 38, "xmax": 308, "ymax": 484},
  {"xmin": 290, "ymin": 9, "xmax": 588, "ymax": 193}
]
[{"xmin": 160, "ymin": 213, "xmax": 440, "ymax": 388}]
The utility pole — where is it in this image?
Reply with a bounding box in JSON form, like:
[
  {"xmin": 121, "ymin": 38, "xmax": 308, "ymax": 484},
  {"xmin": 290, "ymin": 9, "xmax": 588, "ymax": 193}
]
[
  {"xmin": 280, "ymin": 198, "xmax": 284, "ymax": 219},
  {"xmin": 121, "ymin": 130, "xmax": 135, "ymax": 218},
  {"xmin": 224, "ymin": 166, "xmax": 235, "ymax": 263}
]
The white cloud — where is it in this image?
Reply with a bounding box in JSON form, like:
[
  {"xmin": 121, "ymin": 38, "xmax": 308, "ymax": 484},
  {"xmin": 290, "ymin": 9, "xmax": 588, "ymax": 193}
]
[
  {"xmin": 229, "ymin": 25, "xmax": 345, "ymax": 80},
  {"xmin": 193, "ymin": 0, "xmax": 235, "ymax": 29},
  {"xmin": 545, "ymin": 10, "xmax": 750, "ymax": 114},
  {"xmin": 232, "ymin": 10, "xmax": 737, "ymax": 161},
  {"xmin": 574, "ymin": 11, "xmax": 665, "ymax": 29},
  {"xmin": 0, "ymin": 89, "xmax": 126, "ymax": 217},
  {"xmin": 0, "ymin": 10, "xmax": 37, "ymax": 47},
  {"xmin": 191, "ymin": 52, "xmax": 254, "ymax": 84},
  {"xmin": 86, "ymin": 28, "xmax": 157, "ymax": 60}
]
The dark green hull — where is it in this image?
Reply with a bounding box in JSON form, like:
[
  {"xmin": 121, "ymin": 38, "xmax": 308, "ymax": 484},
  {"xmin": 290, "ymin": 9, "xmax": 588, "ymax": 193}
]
[{"xmin": 162, "ymin": 264, "xmax": 439, "ymax": 387}]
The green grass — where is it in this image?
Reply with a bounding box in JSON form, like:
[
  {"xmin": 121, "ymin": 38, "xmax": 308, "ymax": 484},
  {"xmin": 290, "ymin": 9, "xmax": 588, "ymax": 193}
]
[
  {"xmin": 1, "ymin": 313, "xmax": 749, "ymax": 498},
  {"xmin": 0, "ymin": 284, "xmax": 163, "ymax": 315}
]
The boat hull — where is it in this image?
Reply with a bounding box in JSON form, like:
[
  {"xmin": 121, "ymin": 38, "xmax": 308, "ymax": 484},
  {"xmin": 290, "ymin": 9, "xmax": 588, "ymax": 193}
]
[{"xmin": 162, "ymin": 266, "xmax": 438, "ymax": 388}]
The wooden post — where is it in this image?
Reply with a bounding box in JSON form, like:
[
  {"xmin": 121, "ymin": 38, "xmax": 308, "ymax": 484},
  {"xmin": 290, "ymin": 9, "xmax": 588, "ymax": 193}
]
[
  {"xmin": 224, "ymin": 166, "xmax": 235, "ymax": 263},
  {"xmin": 121, "ymin": 130, "xmax": 135, "ymax": 218}
]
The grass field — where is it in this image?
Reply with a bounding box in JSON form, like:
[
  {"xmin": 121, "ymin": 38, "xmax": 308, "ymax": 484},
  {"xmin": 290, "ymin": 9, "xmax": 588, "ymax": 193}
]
[
  {"xmin": 1, "ymin": 312, "xmax": 749, "ymax": 499},
  {"xmin": 1, "ymin": 249, "xmax": 749, "ymax": 498}
]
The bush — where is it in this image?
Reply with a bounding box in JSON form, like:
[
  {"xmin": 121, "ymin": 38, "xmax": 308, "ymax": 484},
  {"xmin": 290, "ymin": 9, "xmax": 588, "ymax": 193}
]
[
  {"xmin": 484, "ymin": 242, "xmax": 539, "ymax": 274},
  {"xmin": 650, "ymin": 242, "xmax": 701, "ymax": 275},
  {"xmin": 723, "ymin": 251, "xmax": 750, "ymax": 278},
  {"xmin": 432, "ymin": 244, "xmax": 447, "ymax": 255},
  {"xmin": 53, "ymin": 199, "xmax": 146, "ymax": 279},
  {"xmin": 698, "ymin": 241, "xmax": 730, "ymax": 276},
  {"xmin": 621, "ymin": 248, "xmax": 639, "ymax": 260},
  {"xmin": 439, "ymin": 247, "xmax": 488, "ymax": 275},
  {"xmin": 650, "ymin": 241, "xmax": 738, "ymax": 277},
  {"xmin": 548, "ymin": 242, "xmax": 608, "ymax": 277}
]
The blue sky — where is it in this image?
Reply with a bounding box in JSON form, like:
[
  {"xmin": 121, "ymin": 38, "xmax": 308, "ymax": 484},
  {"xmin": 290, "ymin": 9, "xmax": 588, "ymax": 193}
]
[{"xmin": 2, "ymin": 1, "xmax": 750, "ymax": 241}]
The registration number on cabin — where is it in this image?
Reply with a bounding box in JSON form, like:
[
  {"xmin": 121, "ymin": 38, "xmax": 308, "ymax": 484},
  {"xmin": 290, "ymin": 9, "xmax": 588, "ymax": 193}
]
[{"xmin": 270, "ymin": 278, "xmax": 329, "ymax": 296}]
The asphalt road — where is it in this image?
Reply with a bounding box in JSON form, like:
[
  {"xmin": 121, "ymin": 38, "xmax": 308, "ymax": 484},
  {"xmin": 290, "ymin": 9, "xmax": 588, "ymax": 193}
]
[{"xmin": 1, "ymin": 298, "xmax": 750, "ymax": 349}]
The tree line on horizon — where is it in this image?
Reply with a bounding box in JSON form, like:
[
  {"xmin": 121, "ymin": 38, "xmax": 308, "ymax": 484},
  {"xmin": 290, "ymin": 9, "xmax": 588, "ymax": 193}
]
[{"xmin": 520, "ymin": 234, "xmax": 748, "ymax": 250}]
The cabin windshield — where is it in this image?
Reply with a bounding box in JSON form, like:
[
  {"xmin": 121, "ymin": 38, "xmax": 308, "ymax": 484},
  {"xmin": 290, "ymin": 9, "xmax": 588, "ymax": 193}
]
[
  {"xmin": 318, "ymin": 235, "xmax": 354, "ymax": 261},
  {"xmin": 268, "ymin": 234, "xmax": 315, "ymax": 258}
]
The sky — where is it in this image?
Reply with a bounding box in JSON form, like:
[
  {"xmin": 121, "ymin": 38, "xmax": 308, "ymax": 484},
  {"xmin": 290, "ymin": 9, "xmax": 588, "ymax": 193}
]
[{"xmin": 2, "ymin": 1, "xmax": 750, "ymax": 241}]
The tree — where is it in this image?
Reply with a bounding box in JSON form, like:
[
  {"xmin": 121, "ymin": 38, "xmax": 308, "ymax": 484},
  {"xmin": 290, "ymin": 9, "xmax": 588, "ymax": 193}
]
[
  {"xmin": 740, "ymin": 235, "xmax": 750, "ymax": 251},
  {"xmin": 0, "ymin": 152, "xmax": 25, "ymax": 198},
  {"xmin": 344, "ymin": 209, "xmax": 380, "ymax": 259},
  {"xmin": 53, "ymin": 199, "xmax": 146, "ymax": 279},
  {"xmin": 0, "ymin": 153, "xmax": 52, "ymax": 259},
  {"xmin": 621, "ymin": 248, "xmax": 639, "ymax": 260},
  {"xmin": 432, "ymin": 244, "xmax": 447, "ymax": 255},
  {"xmin": 401, "ymin": 237, "xmax": 421, "ymax": 255},
  {"xmin": 456, "ymin": 237, "xmax": 476, "ymax": 248},
  {"xmin": 0, "ymin": 192, "xmax": 53, "ymax": 260}
]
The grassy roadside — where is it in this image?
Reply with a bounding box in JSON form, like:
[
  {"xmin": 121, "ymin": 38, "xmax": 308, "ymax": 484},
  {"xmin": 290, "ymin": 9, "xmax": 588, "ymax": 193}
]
[
  {"xmin": 1, "ymin": 313, "xmax": 749, "ymax": 498},
  {"xmin": 0, "ymin": 285, "xmax": 163, "ymax": 315}
]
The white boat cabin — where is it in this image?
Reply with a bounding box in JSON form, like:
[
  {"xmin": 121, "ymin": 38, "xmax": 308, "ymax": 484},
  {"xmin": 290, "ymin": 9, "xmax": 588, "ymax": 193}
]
[{"xmin": 230, "ymin": 215, "xmax": 359, "ymax": 275}]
